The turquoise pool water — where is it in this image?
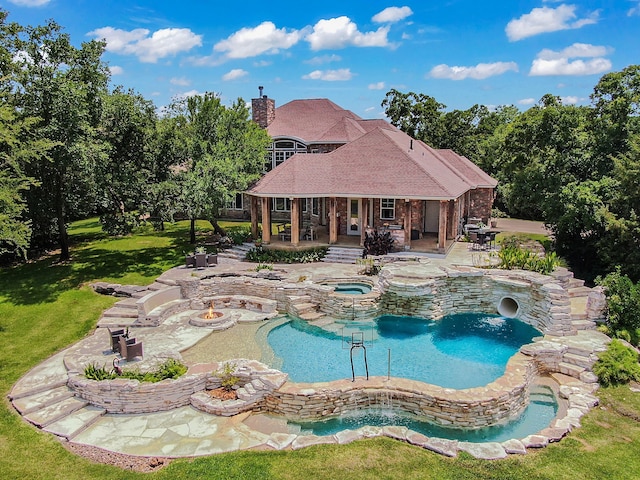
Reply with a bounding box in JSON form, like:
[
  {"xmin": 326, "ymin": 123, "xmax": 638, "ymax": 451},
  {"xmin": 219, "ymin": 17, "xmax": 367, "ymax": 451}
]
[
  {"xmin": 266, "ymin": 313, "xmax": 541, "ymax": 388},
  {"xmin": 331, "ymin": 282, "xmax": 372, "ymax": 295},
  {"xmin": 288, "ymin": 385, "xmax": 557, "ymax": 442}
]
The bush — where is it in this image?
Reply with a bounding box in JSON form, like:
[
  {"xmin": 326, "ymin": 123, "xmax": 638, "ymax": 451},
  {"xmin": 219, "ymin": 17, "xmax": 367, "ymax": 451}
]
[
  {"xmin": 84, "ymin": 358, "xmax": 187, "ymax": 382},
  {"xmin": 593, "ymin": 339, "xmax": 640, "ymax": 386},
  {"xmin": 215, "ymin": 362, "xmax": 240, "ymax": 391},
  {"xmin": 596, "ymin": 267, "xmax": 640, "ymax": 346},
  {"xmin": 494, "ymin": 245, "xmax": 560, "ymax": 275},
  {"xmin": 245, "ymin": 246, "xmax": 327, "ymax": 264},
  {"xmin": 225, "ymin": 226, "xmax": 252, "ymax": 245}
]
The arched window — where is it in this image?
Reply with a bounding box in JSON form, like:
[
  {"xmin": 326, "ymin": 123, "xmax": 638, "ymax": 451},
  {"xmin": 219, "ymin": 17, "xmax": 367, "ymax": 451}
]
[{"xmin": 266, "ymin": 138, "xmax": 307, "ymax": 170}]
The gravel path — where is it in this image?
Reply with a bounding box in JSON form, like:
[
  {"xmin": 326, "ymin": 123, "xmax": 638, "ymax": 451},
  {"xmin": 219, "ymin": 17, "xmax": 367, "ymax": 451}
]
[{"xmin": 64, "ymin": 441, "xmax": 173, "ymax": 472}]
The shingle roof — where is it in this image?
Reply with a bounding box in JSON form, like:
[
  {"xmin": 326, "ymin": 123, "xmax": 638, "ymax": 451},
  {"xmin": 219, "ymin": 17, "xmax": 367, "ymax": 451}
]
[
  {"xmin": 266, "ymin": 98, "xmax": 394, "ymax": 143},
  {"xmin": 249, "ymin": 126, "xmax": 497, "ymax": 199}
]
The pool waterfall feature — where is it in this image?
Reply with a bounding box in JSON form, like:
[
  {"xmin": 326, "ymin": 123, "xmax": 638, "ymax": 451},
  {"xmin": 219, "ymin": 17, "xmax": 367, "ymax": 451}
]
[{"xmin": 173, "ymin": 261, "xmax": 602, "ymax": 436}]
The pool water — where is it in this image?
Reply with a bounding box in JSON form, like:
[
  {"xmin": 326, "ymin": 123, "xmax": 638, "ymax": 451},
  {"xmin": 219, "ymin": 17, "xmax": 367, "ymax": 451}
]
[
  {"xmin": 288, "ymin": 385, "xmax": 557, "ymax": 442},
  {"xmin": 266, "ymin": 313, "xmax": 540, "ymax": 388},
  {"xmin": 332, "ymin": 283, "xmax": 372, "ymax": 295}
]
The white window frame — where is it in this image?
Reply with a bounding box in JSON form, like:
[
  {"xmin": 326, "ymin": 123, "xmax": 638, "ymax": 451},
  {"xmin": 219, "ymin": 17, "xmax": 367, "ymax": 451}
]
[
  {"xmin": 380, "ymin": 198, "xmax": 395, "ymax": 220},
  {"xmin": 312, "ymin": 198, "xmax": 319, "ymax": 216},
  {"xmin": 227, "ymin": 193, "xmax": 243, "ymax": 210},
  {"xmin": 273, "ymin": 197, "xmax": 291, "ymax": 212}
]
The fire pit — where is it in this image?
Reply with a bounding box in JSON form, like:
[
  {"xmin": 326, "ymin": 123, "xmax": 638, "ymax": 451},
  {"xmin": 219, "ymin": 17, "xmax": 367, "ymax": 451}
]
[{"xmin": 189, "ymin": 302, "xmax": 236, "ymax": 330}]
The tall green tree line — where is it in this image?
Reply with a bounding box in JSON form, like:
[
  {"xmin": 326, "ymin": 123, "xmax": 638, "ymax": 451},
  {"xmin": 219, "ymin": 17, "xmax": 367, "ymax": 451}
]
[{"xmin": 382, "ymin": 65, "xmax": 640, "ymax": 283}]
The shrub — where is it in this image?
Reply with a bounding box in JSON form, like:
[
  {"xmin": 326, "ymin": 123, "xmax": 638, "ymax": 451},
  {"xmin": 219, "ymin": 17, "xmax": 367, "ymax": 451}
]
[
  {"xmin": 84, "ymin": 358, "xmax": 187, "ymax": 383},
  {"xmin": 494, "ymin": 244, "xmax": 560, "ymax": 275},
  {"xmin": 596, "ymin": 267, "xmax": 640, "ymax": 346},
  {"xmin": 245, "ymin": 246, "xmax": 327, "ymax": 264},
  {"xmin": 363, "ymin": 230, "xmax": 394, "ymax": 256},
  {"xmin": 225, "ymin": 226, "xmax": 252, "ymax": 245},
  {"xmin": 593, "ymin": 339, "xmax": 640, "ymax": 386},
  {"xmin": 215, "ymin": 362, "xmax": 240, "ymax": 391}
]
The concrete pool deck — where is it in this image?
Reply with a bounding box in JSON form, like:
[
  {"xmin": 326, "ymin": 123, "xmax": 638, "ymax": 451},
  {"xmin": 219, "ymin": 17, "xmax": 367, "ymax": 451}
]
[{"xmin": 8, "ymin": 238, "xmax": 609, "ymax": 461}]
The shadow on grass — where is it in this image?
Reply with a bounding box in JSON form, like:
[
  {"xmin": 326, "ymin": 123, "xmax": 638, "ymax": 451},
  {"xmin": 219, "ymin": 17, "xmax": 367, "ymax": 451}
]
[{"xmin": 0, "ymin": 227, "xmax": 196, "ymax": 306}]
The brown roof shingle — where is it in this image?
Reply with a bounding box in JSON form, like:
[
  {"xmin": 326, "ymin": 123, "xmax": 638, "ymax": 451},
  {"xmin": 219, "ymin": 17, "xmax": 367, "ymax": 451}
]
[{"xmin": 249, "ymin": 126, "xmax": 496, "ymax": 199}]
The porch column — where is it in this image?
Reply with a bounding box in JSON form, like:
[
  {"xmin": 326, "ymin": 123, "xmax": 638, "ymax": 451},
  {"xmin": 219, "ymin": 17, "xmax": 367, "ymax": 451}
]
[
  {"xmin": 329, "ymin": 197, "xmax": 338, "ymax": 244},
  {"xmin": 250, "ymin": 196, "xmax": 259, "ymax": 239},
  {"xmin": 291, "ymin": 198, "xmax": 300, "ymax": 246},
  {"xmin": 438, "ymin": 200, "xmax": 448, "ymax": 250},
  {"xmin": 261, "ymin": 197, "xmax": 271, "ymax": 244},
  {"xmin": 360, "ymin": 198, "xmax": 369, "ymax": 247},
  {"xmin": 403, "ymin": 200, "xmax": 412, "ymax": 249},
  {"xmin": 451, "ymin": 199, "xmax": 460, "ymax": 238}
]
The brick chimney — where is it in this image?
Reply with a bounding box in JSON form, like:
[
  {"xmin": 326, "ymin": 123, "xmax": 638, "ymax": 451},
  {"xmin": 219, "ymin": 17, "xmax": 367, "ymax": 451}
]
[{"xmin": 251, "ymin": 86, "xmax": 275, "ymax": 128}]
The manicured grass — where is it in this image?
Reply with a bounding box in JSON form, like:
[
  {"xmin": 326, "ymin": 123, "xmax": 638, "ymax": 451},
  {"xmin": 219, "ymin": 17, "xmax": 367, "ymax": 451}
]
[{"xmin": 1, "ymin": 218, "xmax": 639, "ymax": 479}]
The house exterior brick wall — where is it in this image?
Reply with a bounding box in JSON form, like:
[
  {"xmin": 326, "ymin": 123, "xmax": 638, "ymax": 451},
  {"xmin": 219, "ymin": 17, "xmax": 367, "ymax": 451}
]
[
  {"xmin": 251, "ymin": 95, "xmax": 276, "ymax": 128},
  {"xmin": 468, "ymin": 188, "xmax": 494, "ymax": 224}
]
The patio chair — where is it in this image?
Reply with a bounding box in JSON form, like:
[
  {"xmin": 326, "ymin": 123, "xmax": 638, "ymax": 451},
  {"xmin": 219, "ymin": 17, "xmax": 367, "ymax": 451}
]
[
  {"xmin": 206, "ymin": 254, "xmax": 217, "ymax": 266},
  {"xmin": 185, "ymin": 254, "xmax": 196, "ymax": 268},
  {"xmin": 108, "ymin": 328, "xmax": 125, "ymax": 353},
  {"xmin": 195, "ymin": 252, "xmax": 207, "ymax": 268},
  {"xmin": 119, "ymin": 335, "xmax": 143, "ymax": 361},
  {"xmin": 469, "ymin": 232, "xmax": 486, "ymax": 250}
]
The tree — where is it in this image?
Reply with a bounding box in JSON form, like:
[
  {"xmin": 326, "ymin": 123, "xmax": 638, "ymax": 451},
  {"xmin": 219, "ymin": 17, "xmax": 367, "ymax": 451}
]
[
  {"xmin": 96, "ymin": 87, "xmax": 158, "ymax": 234},
  {"xmin": 381, "ymin": 89, "xmax": 446, "ymax": 145},
  {"xmin": 167, "ymin": 93, "xmax": 271, "ymax": 243},
  {"xmin": 9, "ymin": 19, "xmax": 109, "ymax": 260}
]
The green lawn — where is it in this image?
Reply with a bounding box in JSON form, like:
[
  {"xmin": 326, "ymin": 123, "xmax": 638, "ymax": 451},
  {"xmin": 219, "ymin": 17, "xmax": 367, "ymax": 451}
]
[{"xmin": 1, "ymin": 218, "xmax": 639, "ymax": 480}]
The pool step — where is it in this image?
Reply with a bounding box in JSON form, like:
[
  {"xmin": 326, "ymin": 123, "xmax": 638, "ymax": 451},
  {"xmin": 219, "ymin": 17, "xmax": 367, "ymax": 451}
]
[
  {"xmin": 299, "ymin": 311, "xmax": 327, "ymax": 322},
  {"xmin": 292, "ymin": 302, "xmax": 318, "ymax": 315}
]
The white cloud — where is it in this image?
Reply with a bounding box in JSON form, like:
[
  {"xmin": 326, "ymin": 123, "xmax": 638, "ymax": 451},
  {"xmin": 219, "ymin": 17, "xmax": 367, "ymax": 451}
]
[
  {"xmin": 372, "ymin": 6, "xmax": 413, "ymax": 23},
  {"xmin": 174, "ymin": 89, "xmax": 202, "ymax": 100},
  {"xmin": 109, "ymin": 65, "xmax": 124, "ymax": 75},
  {"xmin": 529, "ymin": 43, "xmax": 612, "ymax": 76},
  {"xmin": 530, "ymin": 57, "xmax": 611, "ymax": 76},
  {"xmin": 170, "ymin": 77, "xmax": 190, "ymax": 86},
  {"xmin": 506, "ymin": 4, "xmax": 599, "ymax": 41},
  {"xmin": 88, "ymin": 27, "xmax": 202, "ymax": 63},
  {"xmin": 368, "ymin": 81, "xmax": 386, "ymax": 90},
  {"xmin": 429, "ymin": 61, "xmax": 518, "ymax": 80},
  {"xmin": 628, "ymin": 1, "xmax": 640, "ymax": 16},
  {"xmin": 518, "ymin": 98, "xmax": 536, "ymax": 105},
  {"xmin": 302, "ymin": 68, "xmax": 353, "ymax": 81},
  {"xmin": 7, "ymin": 0, "xmax": 50, "ymax": 6},
  {"xmin": 214, "ymin": 21, "xmax": 303, "ymax": 59},
  {"xmin": 305, "ymin": 54, "xmax": 342, "ymax": 65},
  {"xmin": 306, "ymin": 16, "xmax": 390, "ymax": 50},
  {"xmin": 222, "ymin": 69, "xmax": 248, "ymax": 81},
  {"xmin": 536, "ymin": 42, "xmax": 610, "ymax": 60},
  {"xmin": 561, "ymin": 95, "xmax": 581, "ymax": 104},
  {"xmin": 253, "ymin": 60, "xmax": 272, "ymax": 67}
]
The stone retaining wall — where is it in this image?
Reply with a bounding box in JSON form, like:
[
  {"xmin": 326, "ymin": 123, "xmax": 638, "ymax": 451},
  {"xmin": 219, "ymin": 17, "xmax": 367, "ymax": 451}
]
[
  {"xmin": 378, "ymin": 266, "xmax": 575, "ymax": 336},
  {"xmin": 68, "ymin": 372, "xmax": 206, "ymax": 414},
  {"xmin": 264, "ymin": 353, "xmax": 538, "ymax": 428}
]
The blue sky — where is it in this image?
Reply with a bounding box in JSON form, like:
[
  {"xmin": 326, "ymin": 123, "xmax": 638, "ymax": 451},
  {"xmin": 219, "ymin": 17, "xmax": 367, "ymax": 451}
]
[{"xmin": 4, "ymin": 0, "xmax": 639, "ymax": 117}]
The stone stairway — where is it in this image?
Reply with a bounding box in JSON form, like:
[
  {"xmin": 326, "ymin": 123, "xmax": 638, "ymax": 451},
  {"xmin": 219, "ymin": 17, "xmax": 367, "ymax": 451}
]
[
  {"xmin": 321, "ymin": 246, "xmax": 363, "ymax": 264},
  {"xmin": 217, "ymin": 243, "xmax": 254, "ymax": 263},
  {"xmin": 557, "ymin": 337, "xmax": 601, "ymax": 383},
  {"xmin": 567, "ymin": 276, "xmax": 597, "ymax": 331},
  {"xmin": 287, "ymin": 295, "xmax": 327, "ymax": 323},
  {"xmin": 8, "ymin": 351, "xmax": 106, "ymax": 441}
]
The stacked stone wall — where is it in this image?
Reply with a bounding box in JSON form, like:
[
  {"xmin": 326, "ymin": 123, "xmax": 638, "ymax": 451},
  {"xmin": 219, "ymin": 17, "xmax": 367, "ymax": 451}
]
[{"xmin": 264, "ymin": 353, "xmax": 537, "ymax": 428}]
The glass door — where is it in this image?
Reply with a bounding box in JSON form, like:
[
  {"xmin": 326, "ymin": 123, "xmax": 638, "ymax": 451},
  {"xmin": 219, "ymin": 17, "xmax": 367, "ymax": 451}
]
[{"xmin": 348, "ymin": 198, "xmax": 361, "ymax": 235}]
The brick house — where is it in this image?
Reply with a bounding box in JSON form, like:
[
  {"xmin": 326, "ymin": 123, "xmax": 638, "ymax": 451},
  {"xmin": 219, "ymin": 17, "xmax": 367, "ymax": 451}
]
[{"xmin": 242, "ymin": 89, "xmax": 497, "ymax": 253}]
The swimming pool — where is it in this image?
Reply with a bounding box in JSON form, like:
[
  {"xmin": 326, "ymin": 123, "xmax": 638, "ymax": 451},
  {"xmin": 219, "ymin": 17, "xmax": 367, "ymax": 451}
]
[{"xmin": 266, "ymin": 313, "xmax": 541, "ymax": 389}]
